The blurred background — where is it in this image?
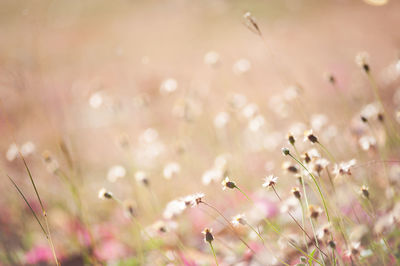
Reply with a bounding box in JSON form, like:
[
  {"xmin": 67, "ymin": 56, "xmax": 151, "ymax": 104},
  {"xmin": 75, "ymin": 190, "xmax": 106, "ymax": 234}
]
[{"xmin": 1, "ymin": 0, "xmax": 400, "ymax": 265}]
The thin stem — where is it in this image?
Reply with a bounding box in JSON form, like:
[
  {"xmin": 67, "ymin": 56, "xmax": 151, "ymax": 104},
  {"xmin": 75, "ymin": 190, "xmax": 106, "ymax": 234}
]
[
  {"xmin": 317, "ymin": 142, "xmax": 336, "ymax": 164},
  {"xmin": 209, "ymin": 242, "xmax": 219, "ymax": 266},
  {"xmin": 289, "ymin": 153, "xmax": 331, "ymax": 222},
  {"xmin": 200, "ymin": 201, "xmax": 256, "ymax": 254}
]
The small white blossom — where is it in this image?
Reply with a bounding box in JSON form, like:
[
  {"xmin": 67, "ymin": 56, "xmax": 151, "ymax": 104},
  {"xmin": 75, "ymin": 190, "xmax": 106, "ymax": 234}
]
[
  {"xmin": 107, "ymin": 165, "xmax": 126, "ymax": 183},
  {"xmin": 163, "ymin": 162, "xmax": 181, "ymax": 179}
]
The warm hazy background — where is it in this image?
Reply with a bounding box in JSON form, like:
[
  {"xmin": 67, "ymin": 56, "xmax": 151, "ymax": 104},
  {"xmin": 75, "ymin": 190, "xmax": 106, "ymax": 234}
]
[{"xmin": 1, "ymin": 0, "xmax": 400, "ymax": 265}]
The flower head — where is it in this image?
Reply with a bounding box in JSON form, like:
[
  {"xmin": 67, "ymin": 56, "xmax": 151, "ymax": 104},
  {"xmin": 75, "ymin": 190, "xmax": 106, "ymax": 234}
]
[
  {"xmin": 262, "ymin": 175, "xmax": 278, "ymax": 189},
  {"xmin": 221, "ymin": 177, "xmax": 236, "ymax": 190},
  {"xmin": 98, "ymin": 188, "xmax": 113, "ymax": 200},
  {"xmin": 304, "ymin": 129, "xmax": 318, "ymax": 144},
  {"xmin": 291, "ymin": 187, "xmax": 301, "ymax": 199},
  {"xmin": 231, "ymin": 214, "xmax": 247, "ymax": 227},
  {"xmin": 202, "ymin": 228, "xmax": 214, "ymax": 243},
  {"xmin": 308, "ymin": 204, "xmax": 323, "ymax": 219}
]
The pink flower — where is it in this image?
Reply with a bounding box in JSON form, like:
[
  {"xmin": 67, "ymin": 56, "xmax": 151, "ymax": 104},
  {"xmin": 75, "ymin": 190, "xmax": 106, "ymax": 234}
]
[
  {"xmin": 94, "ymin": 239, "xmax": 128, "ymax": 261},
  {"xmin": 25, "ymin": 245, "xmax": 53, "ymax": 265}
]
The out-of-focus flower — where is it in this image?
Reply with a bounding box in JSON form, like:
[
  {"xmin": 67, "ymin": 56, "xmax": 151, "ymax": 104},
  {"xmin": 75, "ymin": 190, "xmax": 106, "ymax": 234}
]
[
  {"xmin": 21, "ymin": 141, "xmax": 35, "ymax": 156},
  {"xmin": 333, "ymin": 159, "xmax": 356, "ymax": 180},
  {"xmin": 6, "ymin": 143, "xmax": 19, "ymax": 161},
  {"xmin": 135, "ymin": 171, "xmax": 149, "ymax": 186},
  {"xmin": 233, "ymin": 58, "xmax": 251, "ymax": 75},
  {"xmin": 359, "ymin": 136, "xmax": 376, "ymax": 151},
  {"xmin": 202, "ymin": 168, "xmax": 224, "ymax": 185},
  {"xmin": 25, "ymin": 245, "xmax": 53, "ymax": 265},
  {"xmin": 163, "ymin": 162, "xmax": 181, "ymax": 180},
  {"xmin": 231, "ymin": 214, "xmax": 247, "ymax": 227},
  {"xmin": 360, "ymin": 185, "xmax": 370, "ymax": 199},
  {"xmin": 291, "ymin": 187, "xmax": 301, "ymax": 199},
  {"xmin": 107, "ymin": 165, "xmax": 126, "ymax": 183},
  {"xmin": 89, "ymin": 92, "xmax": 103, "ymax": 109},
  {"xmin": 204, "ymin": 51, "xmax": 220, "ymax": 67},
  {"xmin": 214, "ymin": 111, "xmax": 230, "ymax": 129},
  {"xmin": 163, "ymin": 199, "xmax": 186, "ymax": 219},
  {"xmin": 262, "ymin": 175, "xmax": 278, "ymax": 189},
  {"xmin": 308, "ymin": 204, "xmax": 323, "ymax": 219},
  {"xmin": 355, "ymin": 52, "xmax": 370, "ymax": 72},
  {"xmin": 282, "ymin": 161, "xmax": 298, "ymax": 174},
  {"xmin": 221, "ymin": 177, "xmax": 236, "ymax": 190},
  {"xmin": 202, "ymin": 228, "xmax": 214, "ymax": 243},
  {"xmin": 160, "ymin": 78, "xmax": 178, "ymax": 94},
  {"xmin": 181, "ymin": 193, "xmax": 205, "ymax": 207},
  {"xmin": 98, "ymin": 188, "xmax": 113, "ymax": 200},
  {"xmin": 304, "ymin": 129, "xmax": 318, "ymax": 144}
]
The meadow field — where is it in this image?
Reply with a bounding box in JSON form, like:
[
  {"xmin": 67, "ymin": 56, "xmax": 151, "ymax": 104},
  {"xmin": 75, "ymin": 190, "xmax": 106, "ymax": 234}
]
[{"xmin": 1, "ymin": 0, "xmax": 400, "ymax": 265}]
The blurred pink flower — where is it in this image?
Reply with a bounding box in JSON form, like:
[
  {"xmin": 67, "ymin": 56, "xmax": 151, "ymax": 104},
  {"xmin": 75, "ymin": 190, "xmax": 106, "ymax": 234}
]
[
  {"xmin": 25, "ymin": 245, "xmax": 53, "ymax": 265},
  {"xmin": 94, "ymin": 239, "xmax": 128, "ymax": 261}
]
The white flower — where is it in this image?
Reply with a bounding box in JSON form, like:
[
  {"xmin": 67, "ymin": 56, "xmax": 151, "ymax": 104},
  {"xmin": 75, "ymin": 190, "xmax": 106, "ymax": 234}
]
[
  {"xmin": 204, "ymin": 51, "xmax": 220, "ymax": 66},
  {"xmin": 6, "ymin": 143, "xmax": 19, "ymax": 162},
  {"xmin": 231, "ymin": 214, "xmax": 247, "ymax": 227},
  {"xmin": 89, "ymin": 92, "xmax": 103, "ymax": 109},
  {"xmin": 262, "ymin": 175, "xmax": 278, "ymax": 189},
  {"xmin": 135, "ymin": 171, "xmax": 149, "ymax": 186},
  {"xmin": 359, "ymin": 136, "xmax": 376, "ymax": 151},
  {"xmin": 221, "ymin": 176, "xmax": 236, "ymax": 190},
  {"xmin": 233, "ymin": 58, "xmax": 251, "ymax": 75},
  {"xmin": 98, "ymin": 188, "xmax": 113, "ymax": 199},
  {"xmin": 160, "ymin": 78, "xmax": 178, "ymax": 94},
  {"xmin": 202, "ymin": 168, "xmax": 224, "ymax": 185},
  {"xmin": 181, "ymin": 193, "xmax": 205, "ymax": 207},
  {"xmin": 163, "ymin": 162, "xmax": 180, "ymax": 179},
  {"xmin": 163, "ymin": 199, "xmax": 186, "ymax": 219},
  {"xmin": 214, "ymin": 111, "xmax": 230, "ymax": 129},
  {"xmin": 333, "ymin": 159, "xmax": 357, "ymax": 176},
  {"xmin": 20, "ymin": 141, "xmax": 35, "ymax": 156},
  {"xmin": 107, "ymin": 165, "xmax": 126, "ymax": 183}
]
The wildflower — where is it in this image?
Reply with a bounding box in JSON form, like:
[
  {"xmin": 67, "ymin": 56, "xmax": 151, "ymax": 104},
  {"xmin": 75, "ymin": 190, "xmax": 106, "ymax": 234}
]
[
  {"xmin": 262, "ymin": 175, "xmax": 278, "ymax": 189},
  {"xmin": 304, "ymin": 129, "xmax": 318, "ymax": 144},
  {"xmin": 135, "ymin": 171, "xmax": 149, "ymax": 186},
  {"xmin": 233, "ymin": 58, "xmax": 251, "ymax": 75},
  {"xmin": 360, "ymin": 185, "xmax": 370, "ymax": 199},
  {"xmin": 221, "ymin": 177, "xmax": 236, "ymax": 190},
  {"xmin": 163, "ymin": 199, "xmax": 186, "ymax": 219},
  {"xmin": 333, "ymin": 159, "xmax": 356, "ymax": 177},
  {"xmin": 281, "ymin": 147, "xmax": 290, "ymax": 156},
  {"xmin": 202, "ymin": 228, "xmax": 214, "ymax": 243},
  {"xmin": 89, "ymin": 92, "xmax": 103, "ymax": 109},
  {"xmin": 160, "ymin": 78, "xmax": 178, "ymax": 94},
  {"xmin": 359, "ymin": 136, "xmax": 376, "ymax": 151},
  {"xmin": 312, "ymin": 158, "xmax": 330, "ymax": 174},
  {"xmin": 163, "ymin": 162, "xmax": 180, "ymax": 180},
  {"xmin": 214, "ymin": 111, "xmax": 230, "ymax": 129},
  {"xmin": 301, "ymin": 152, "xmax": 311, "ymax": 164},
  {"xmin": 202, "ymin": 168, "xmax": 224, "ymax": 185},
  {"xmin": 346, "ymin": 242, "xmax": 361, "ymax": 257},
  {"xmin": 98, "ymin": 188, "xmax": 113, "ymax": 200},
  {"xmin": 291, "ymin": 187, "xmax": 301, "ymax": 199},
  {"xmin": 282, "ymin": 161, "xmax": 298, "ymax": 174},
  {"xmin": 204, "ymin": 51, "xmax": 220, "ymax": 67},
  {"xmin": 42, "ymin": 151, "xmax": 59, "ymax": 173},
  {"xmin": 123, "ymin": 200, "xmax": 137, "ymax": 218},
  {"xmin": 287, "ymin": 133, "xmax": 295, "ymax": 145},
  {"xmin": 243, "ymin": 12, "xmax": 261, "ymax": 36},
  {"xmin": 182, "ymin": 193, "xmax": 205, "ymax": 207},
  {"xmin": 231, "ymin": 214, "xmax": 247, "ymax": 227},
  {"xmin": 355, "ymin": 52, "xmax": 370, "ymax": 73},
  {"xmin": 317, "ymin": 223, "xmax": 332, "ymax": 241},
  {"xmin": 107, "ymin": 165, "xmax": 126, "ymax": 183},
  {"xmin": 6, "ymin": 143, "xmax": 19, "ymax": 162},
  {"xmin": 20, "ymin": 141, "xmax": 35, "ymax": 156},
  {"xmin": 328, "ymin": 240, "xmax": 336, "ymax": 249},
  {"xmin": 308, "ymin": 204, "xmax": 323, "ymax": 219}
]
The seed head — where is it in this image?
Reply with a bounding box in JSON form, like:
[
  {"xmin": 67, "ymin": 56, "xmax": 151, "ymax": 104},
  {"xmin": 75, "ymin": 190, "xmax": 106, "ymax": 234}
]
[
  {"xmin": 202, "ymin": 228, "xmax": 214, "ymax": 243},
  {"xmin": 98, "ymin": 188, "xmax": 113, "ymax": 200},
  {"xmin": 291, "ymin": 187, "xmax": 301, "ymax": 199},
  {"xmin": 360, "ymin": 185, "xmax": 369, "ymax": 199},
  {"xmin": 262, "ymin": 175, "xmax": 278, "ymax": 189},
  {"xmin": 328, "ymin": 240, "xmax": 336, "ymax": 249},
  {"xmin": 287, "ymin": 133, "xmax": 295, "ymax": 145},
  {"xmin": 281, "ymin": 147, "xmax": 290, "ymax": 156},
  {"xmin": 304, "ymin": 129, "xmax": 318, "ymax": 143},
  {"xmin": 221, "ymin": 177, "xmax": 236, "ymax": 190},
  {"xmin": 355, "ymin": 52, "xmax": 370, "ymax": 73},
  {"xmin": 308, "ymin": 204, "xmax": 323, "ymax": 219}
]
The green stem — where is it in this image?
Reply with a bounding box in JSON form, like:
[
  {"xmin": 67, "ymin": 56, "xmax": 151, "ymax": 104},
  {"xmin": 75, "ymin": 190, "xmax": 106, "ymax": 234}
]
[{"xmin": 209, "ymin": 242, "xmax": 219, "ymax": 266}]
